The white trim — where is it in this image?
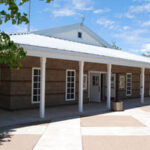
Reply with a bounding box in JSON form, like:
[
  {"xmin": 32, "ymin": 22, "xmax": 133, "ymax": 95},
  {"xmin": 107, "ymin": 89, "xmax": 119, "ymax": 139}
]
[
  {"xmin": 18, "ymin": 44, "xmax": 150, "ymax": 69},
  {"xmin": 40, "ymin": 57, "xmax": 46, "ymax": 118},
  {"xmin": 65, "ymin": 69, "xmax": 76, "ymax": 101},
  {"xmin": 31, "ymin": 67, "xmax": 41, "ymax": 104},
  {"xmin": 141, "ymin": 67, "xmax": 145, "ymax": 103},
  {"xmin": 83, "ymin": 74, "xmax": 87, "ymax": 90},
  {"xmin": 126, "ymin": 73, "xmax": 132, "ymax": 96},
  {"xmin": 79, "ymin": 61, "xmax": 84, "ymax": 113},
  {"xmin": 88, "ymin": 71, "xmax": 90, "ymax": 101},
  {"xmin": 89, "ymin": 71, "xmax": 107, "ymax": 74},
  {"xmin": 33, "ymin": 23, "xmax": 111, "ymax": 48},
  {"xmin": 107, "ymin": 64, "xmax": 112, "ymax": 110}
]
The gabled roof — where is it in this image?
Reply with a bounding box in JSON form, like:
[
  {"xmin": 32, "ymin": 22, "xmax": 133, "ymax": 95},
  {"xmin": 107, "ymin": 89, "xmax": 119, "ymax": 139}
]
[
  {"xmin": 10, "ymin": 33, "xmax": 150, "ymax": 69},
  {"xmin": 33, "ymin": 23, "xmax": 112, "ymax": 48}
]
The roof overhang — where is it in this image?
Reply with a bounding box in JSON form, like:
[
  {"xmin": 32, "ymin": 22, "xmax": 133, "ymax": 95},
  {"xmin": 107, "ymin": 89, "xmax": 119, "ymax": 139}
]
[{"xmin": 22, "ymin": 44, "xmax": 150, "ymax": 69}]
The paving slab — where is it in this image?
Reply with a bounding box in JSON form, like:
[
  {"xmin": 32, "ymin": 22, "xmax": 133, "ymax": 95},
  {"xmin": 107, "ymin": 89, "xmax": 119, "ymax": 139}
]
[
  {"xmin": 140, "ymin": 105, "xmax": 150, "ymax": 112},
  {"xmin": 81, "ymin": 127, "xmax": 150, "ymax": 136},
  {"xmin": 0, "ymin": 134, "xmax": 40, "ymax": 150},
  {"xmin": 81, "ymin": 115, "xmax": 144, "ymax": 127},
  {"xmin": 33, "ymin": 118, "xmax": 82, "ymax": 150},
  {"xmin": 82, "ymin": 136, "xmax": 150, "ymax": 150},
  {"xmin": 1, "ymin": 123, "xmax": 48, "ymax": 135}
]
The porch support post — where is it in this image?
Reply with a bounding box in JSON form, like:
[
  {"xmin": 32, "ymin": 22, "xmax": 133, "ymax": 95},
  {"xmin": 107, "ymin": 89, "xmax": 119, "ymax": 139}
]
[
  {"xmin": 79, "ymin": 61, "xmax": 84, "ymax": 113},
  {"xmin": 40, "ymin": 57, "xmax": 47, "ymax": 118},
  {"xmin": 141, "ymin": 67, "xmax": 145, "ymax": 104},
  {"xmin": 107, "ymin": 64, "xmax": 112, "ymax": 110}
]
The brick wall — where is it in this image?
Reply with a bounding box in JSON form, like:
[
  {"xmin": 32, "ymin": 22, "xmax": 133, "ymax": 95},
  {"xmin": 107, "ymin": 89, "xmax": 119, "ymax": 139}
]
[
  {"xmin": 0, "ymin": 64, "xmax": 11, "ymax": 109},
  {"xmin": 1, "ymin": 56, "xmax": 150, "ymax": 110}
]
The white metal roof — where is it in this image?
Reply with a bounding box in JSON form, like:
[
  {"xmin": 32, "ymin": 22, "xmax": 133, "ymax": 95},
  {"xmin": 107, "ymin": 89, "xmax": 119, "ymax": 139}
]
[{"xmin": 10, "ymin": 33, "xmax": 150, "ymax": 69}]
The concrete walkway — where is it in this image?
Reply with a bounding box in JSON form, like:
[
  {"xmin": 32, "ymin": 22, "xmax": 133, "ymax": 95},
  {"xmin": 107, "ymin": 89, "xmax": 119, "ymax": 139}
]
[
  {"xmin": 1, "ymin": 97, "xmax": 150, "ymax": 128},
  {"xmin": 1, "ymin": 103, "xmax": 150, "ymax": 150},
  {"xmin": 1, "ymin": 98, "xmax": 150, "ymax": 150},
  {"xmin": 33, "ymin": 118, "xmax": 82, "ymax": 150},
  {"xmin": 0, "ymin": 103, "xmax": 106, "ymax": 128}
]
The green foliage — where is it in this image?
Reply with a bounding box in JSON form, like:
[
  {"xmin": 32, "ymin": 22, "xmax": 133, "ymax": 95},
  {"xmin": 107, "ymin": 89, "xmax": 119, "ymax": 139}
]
[
  {"xmin": 0, "ymin": 0, "xmax": 29, "ymax": 25},
  {"xmin": 111, "ymin": 42, "xmax": 122, "ymax": 50},
  {"xmin": 0, "ymin": 32, "xmax": 26, "ymax": 68},
  {"xmin": 0, "ymin": 0, "xmax": 52, "ymax": 68},
  {"xmin": 142, "ymin": 53, "xmax": 150, "ymax": 57}
]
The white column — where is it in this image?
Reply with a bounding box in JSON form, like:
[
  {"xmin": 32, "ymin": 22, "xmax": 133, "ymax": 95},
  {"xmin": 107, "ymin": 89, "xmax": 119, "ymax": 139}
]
[
  {"xmin": 141, "ymin": 67, "xmax": 145, "ymax": 104},
  {"xmin": 79, "ymin": 61, "xmax": 84, "ymax": 113},
  {"xmin": 40, "ymin": 57, "xmax": 47, "ymax": 118},
  {"xmin": 107, "ymin": 64, "xmax": 112, "ymax": 110}
]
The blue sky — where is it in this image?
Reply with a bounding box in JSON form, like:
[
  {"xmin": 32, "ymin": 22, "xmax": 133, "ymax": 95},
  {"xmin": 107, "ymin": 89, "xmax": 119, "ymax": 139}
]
[{"xmin": 1, "ymin": 0, "xmax": 150, "ymax": 55}]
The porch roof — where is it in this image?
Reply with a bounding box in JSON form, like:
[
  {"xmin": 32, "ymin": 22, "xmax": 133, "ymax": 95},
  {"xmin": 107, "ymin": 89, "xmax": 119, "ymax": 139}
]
[{"xmin": 10, "ymin": 33, "xmax": 150, "ymax": 69}]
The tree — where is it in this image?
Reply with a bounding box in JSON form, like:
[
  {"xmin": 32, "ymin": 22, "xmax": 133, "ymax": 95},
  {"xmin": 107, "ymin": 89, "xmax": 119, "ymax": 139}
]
[
  {"xmin": 142, "ymin": 52, "xmax": 150, "ymax": 57},
  {"xmin": 111, "ymin": 42, "xmax": 122, "ymax": 50},
  {"xmin": 0, "ymin": 0, "xmax": 52, "ymax": 68}
]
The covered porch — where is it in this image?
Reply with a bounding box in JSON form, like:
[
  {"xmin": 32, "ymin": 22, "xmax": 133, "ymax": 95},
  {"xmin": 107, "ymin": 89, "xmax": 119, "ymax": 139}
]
[
  {"xmin": 9, "ymin": 33, "xmax": 150, "ymax": 119},
  {"xmin": 1, "ymin": 98, "xmax": 150, "ymax": 129}
]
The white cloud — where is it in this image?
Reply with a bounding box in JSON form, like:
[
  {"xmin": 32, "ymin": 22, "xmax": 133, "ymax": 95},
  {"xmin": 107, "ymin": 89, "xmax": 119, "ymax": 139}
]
[
  {"xmin": 52, "ymin": 8, "xmax": 76, "ymax": 17},
  {"xmin": 96, "ymin": 18, "xmax": 115, "ymax": 29},
  {"xmin": 131, "ymin": 43, "xmax": 150, "ymax": 53},
  {"xmin": 115, "ymin": 12, "xmax": 135, "ymax": 19},
  {"xmin": 3, "ymin": 25, "xmax": 37, "ymax": 33},
  {"xmin": 141, "ymin": 21, "xmax": 150, "ymax": 26},
  {"xmin": 49, "ymin": 0, "xmax": 93, "ymax": 18},
  {"xmin": 113, "ymin": 28, "xmax": 150, "ymax": 48},
  {"xmin": 14, "ymin": 25, "xmax": 28, "ymax": 33},
  {"xmin": 14, "ymin": 25, "xmax": 37, "ymax": 32},
  {"xmin": 140, "ymin": 43, "xmax": 150, "ymax": 52},
  {"xmin": 93, "ymin": 8, "xmax": 110, "ymax": 14},
  {"xmin": 116, "ymin": 12, "xmax": 135, "ymax": 19},
  {"xmin": 116, "ymin": 3, "xmax": 150, "ymax": 19},
  {"xmin": 72, "ymin": 0, "xmax": 93, "ymax": 11},
  {"xmin": 123, "ymin": 26, "xmax": 130, "ymax": 30},
  {"xmin": 129, "ymin": 3, "xmax": 150, "ymax": 13}
]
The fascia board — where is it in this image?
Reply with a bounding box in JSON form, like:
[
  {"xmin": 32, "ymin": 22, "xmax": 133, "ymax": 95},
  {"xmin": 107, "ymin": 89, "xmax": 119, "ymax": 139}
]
[{"xmin": 21, "ymin": 44, "xmax": 150, "ymax": 69}]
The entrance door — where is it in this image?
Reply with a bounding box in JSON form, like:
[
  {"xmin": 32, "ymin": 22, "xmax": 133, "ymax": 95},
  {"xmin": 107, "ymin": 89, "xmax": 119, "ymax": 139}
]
[
  {"xmin": 90, "ymin": 73, "xmax": 101, "ymax": 102},
  {"xmin": 111, "ymin": 74, "xmax": 116, "ymax": 98}
]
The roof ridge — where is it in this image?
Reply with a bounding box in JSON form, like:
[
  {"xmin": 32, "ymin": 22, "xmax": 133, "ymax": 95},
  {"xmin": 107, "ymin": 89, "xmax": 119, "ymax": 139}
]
[{"xmin": 9, "ymin": 32, "xmax": 30, "ymax": 36}]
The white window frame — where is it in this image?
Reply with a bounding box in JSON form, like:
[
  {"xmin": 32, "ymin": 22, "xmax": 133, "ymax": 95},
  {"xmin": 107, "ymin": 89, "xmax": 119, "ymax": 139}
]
[
  {"xmin": 119, "ymin": 75, "xmax": 125, "ymax": 89},
  {"xmin": 66, "ymin": 69, "xmax": 76, "ymax": 101},
  {"xmin": 126, "ymin": 73, "xmax": 132, "ymax": 96},
  {"xmin": 32, "ymin": 67, "xmax": 41, "ymax": 104},
  {"xmin": 83, "ymin": 74, "xmax": 87, "ymax": 90}
]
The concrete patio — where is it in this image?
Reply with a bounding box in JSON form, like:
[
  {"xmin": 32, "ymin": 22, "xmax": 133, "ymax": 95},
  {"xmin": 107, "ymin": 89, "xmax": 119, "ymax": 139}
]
[
  {"xmin": 0, "ymin": 97, "xmax": 150, "ymax": 129},
  {"xmin": 1, "ymin": 97, "xmax": 150, "ymax": 150}
]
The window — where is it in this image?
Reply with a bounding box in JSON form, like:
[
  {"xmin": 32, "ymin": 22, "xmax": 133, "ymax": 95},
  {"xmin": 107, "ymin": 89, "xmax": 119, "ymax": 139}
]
[
  {"xmin": 83, "ymin": 74, "xmax": 87, "ymax": 90},
  {"xmin": 119, "ymin": 75, "xmax": 125, "ymax": 89},
  {"xmin": 32, "ymin": 68, "xmax": 41, "ymax": 103},
  {"xmin": 93, "ymin": 76, "xmax": 99, "ymax": 86},
  {"xmin": 78, "ymin": 32, "xmax": 82, "ymax": 38},
  {"xmin": 66, "ymin": 70, "xmax": 76, "ymax": 101},
  {"xmin": 111, "ymin": 75, "xmax": 115, "ymax": 88},
  {"xmin": 126, "ymin": 73, "xmax": 132, "ymax": 96}
]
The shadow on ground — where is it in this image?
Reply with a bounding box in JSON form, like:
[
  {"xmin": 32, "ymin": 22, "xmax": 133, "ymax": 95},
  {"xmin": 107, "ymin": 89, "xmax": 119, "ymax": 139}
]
[
  {"xmin": 0, "ymin": 98, "xmax": 150, "ymax": 146},
  {"xmin": 0, "ymin": 130, "xmax": 14, "ymax": 146}
]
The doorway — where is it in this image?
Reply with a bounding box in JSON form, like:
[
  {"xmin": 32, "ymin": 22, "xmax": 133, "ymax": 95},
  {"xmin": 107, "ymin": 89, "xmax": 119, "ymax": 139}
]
[{"xmin": 89, "ymin": 72, "xmax": 116, "ymax": 102}]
